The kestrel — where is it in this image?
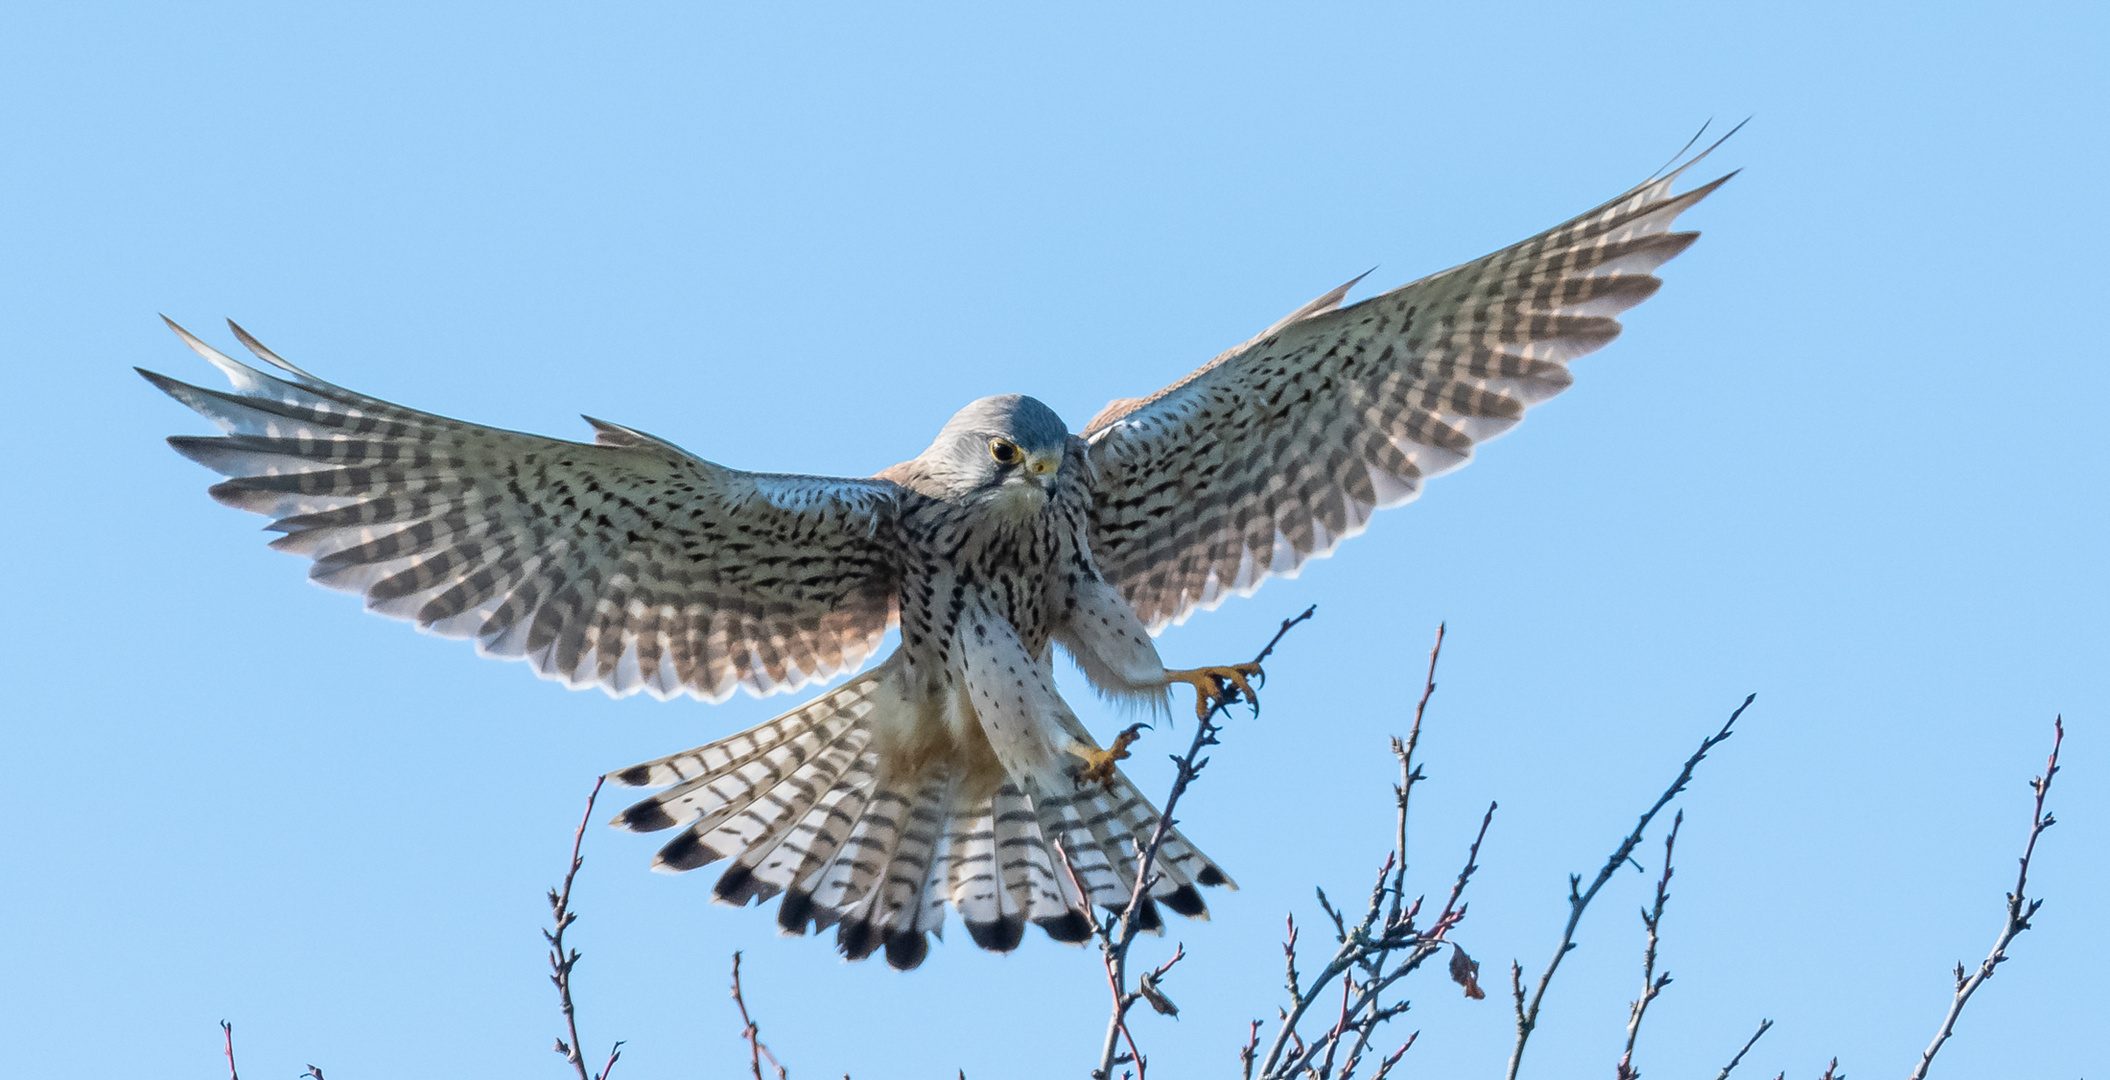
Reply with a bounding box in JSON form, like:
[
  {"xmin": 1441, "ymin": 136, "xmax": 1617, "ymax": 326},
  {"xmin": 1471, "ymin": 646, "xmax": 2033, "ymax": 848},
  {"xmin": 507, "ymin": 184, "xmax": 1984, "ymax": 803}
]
[{"xmin": 145, "ymin": 149, "xmax": 1728, "ymax": 970}]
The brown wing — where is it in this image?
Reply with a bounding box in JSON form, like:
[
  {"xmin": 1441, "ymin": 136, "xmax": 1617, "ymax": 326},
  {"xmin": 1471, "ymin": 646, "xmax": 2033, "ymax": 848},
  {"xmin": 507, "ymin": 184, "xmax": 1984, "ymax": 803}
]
[
  {"xmin": 145, "ymin": 321, "xmax": 903, "ymax": 702},
  {"xmin": 1085, "ymin": 160, "xmax": 1730, "ymax": 632}
]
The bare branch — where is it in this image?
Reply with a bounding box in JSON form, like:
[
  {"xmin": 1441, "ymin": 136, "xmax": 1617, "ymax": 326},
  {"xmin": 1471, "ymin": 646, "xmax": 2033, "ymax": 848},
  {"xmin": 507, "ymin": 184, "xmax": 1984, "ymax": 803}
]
[
  {"xmin": 1389, "ymin": 623, "xmax": 1445, "ymax": 926},
  {"xmin": 1506, "ymin": 694, "xmax": 1753, "ymax": 1080},
  {"xmin": 1316, "ymin": 970, "xmax": 1354, "ymax": 1078},
  {"xmin": 1711, "ymin": 1019, "xmax": 1772, "ymax": 1080},
  {"xmin": 1616, "ymin": 811, "xmax": 1682, "ymax": 1079},
  {"xmin": 547, "ymin": 776, "xmax": 621, "ymax": 1080},
  {"xmin": 1437, "ymin": 802, "xmax": 1496, "ymax": 931},
  {"xmin": 220, "ymin": 1016, "xmax": 330, "ymax": 1079},
  {"xmin": 731, "ymin": 952, "xmax": 789, "ymax": 1080},
  {"xmin": 1091, "ymin": 607, "xmax": 1317, "ymax": 1080},
  {"xmin": 1238, "ymin": 1020, "xmax": 1262, "ymax": 1080},
  {"xmin": 1365, "ymin": 1032, "xmax": 1417, "ymax": 1080},
  {"xmin": 1909, "ymin": 716, "xmax": 2064, "ymax": 1080},
  {"xmin": 1254, "ymin": 794, "xmax": 1493, "ymax": 1079},
  {"xmin": 1508, "ymin": 961, "xmax": 1526, "ymax": 1032},
  {"xmin": 1237, "ymin": 624, "xmax": 1472, "ymax": 1080},
  {"xmin": 1283, "ymin": 915, "xmax": 1301, "ymax": 997}
]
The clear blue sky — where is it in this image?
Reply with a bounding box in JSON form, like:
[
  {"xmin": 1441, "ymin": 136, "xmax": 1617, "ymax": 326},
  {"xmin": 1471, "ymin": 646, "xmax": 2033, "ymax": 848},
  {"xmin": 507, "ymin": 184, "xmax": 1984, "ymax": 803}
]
[{"xmin": 2, "ymin": 3, "xmax": 2102, "ymax": 1077}]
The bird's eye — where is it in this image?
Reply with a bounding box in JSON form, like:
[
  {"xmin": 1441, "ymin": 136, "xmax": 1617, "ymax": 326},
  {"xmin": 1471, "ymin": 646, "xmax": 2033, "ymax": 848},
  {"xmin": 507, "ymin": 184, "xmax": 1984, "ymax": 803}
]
[{"xmin": 989, "ymin": 439, "xmax": 1022, "ymax": 465}]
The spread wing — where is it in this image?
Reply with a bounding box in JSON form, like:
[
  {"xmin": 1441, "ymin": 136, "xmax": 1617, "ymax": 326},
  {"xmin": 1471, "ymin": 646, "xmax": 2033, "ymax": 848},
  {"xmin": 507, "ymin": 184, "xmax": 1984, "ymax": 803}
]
[
  {"xmin": 1085, "ymin": 158, "xmax": 1730, "ymax": 632},
  {"xmin": 144, "ymin": 321, "xmax": 903, "ymax": 702}
]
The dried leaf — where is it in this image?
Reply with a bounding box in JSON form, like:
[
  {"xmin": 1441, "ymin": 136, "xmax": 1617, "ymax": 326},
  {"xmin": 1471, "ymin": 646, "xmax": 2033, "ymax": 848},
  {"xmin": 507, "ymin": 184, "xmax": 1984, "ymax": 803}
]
[
  {"xmin": 1449, "ymin": 944, "xmax": 1485, "ymax": 1000},
  {"xmin": 1137, "ymin": 971, "xmax": 1180, "ymax": 1017}
]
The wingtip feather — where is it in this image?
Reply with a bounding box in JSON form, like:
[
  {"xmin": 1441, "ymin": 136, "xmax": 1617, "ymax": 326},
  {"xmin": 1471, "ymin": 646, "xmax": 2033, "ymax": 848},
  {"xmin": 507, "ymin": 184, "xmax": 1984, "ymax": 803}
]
[
  {"xmin": 136, "ymin": 366, "xmax": 187, "ymax": 397},
  {"xmin": 226, "ymin": 319, "xmax": 323, "ymax": 382}
]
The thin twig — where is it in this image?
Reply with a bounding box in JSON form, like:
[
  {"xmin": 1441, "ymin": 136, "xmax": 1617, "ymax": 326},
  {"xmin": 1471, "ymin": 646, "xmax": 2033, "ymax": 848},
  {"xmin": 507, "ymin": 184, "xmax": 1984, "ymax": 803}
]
[
  {"xmin": 1283, "ymin": 915, "xmax": 1302, "ymax": 998},
  {"xmin": 1436, "ymin": 802, "xmax": 1495, "ymax": 931},
  {"xmin": 731, "ymin": 952, "xmax": 789, "ymax": 1080},
  {"xmin": 1389, "ymin": 624, "xmax": 1445, "ymax": 926},
  {"xmin": 1238, "ymin": 1020, "xmax": 1262, "ymax": 1080},
  {"xmin": 220, "ymin": 1020, "xmax": 239, "ymax": 1080},
  {"xmin": 1316, "ymin": 971, "xmax": 1353, "ymax": 1078},
  {"xmin": 1505, "ymin": 693, "xmax": 1753, "ymax": 1080},
  {"xmin": 547, "ymin": 776, "xmax": 622, "ymax": 1080},
  {"xmin": 1617, "ymin": 811, "xmax": 1682, "ymax": 1079},
  {"xmin": 1711, "ymin": 1019, "xmax": 1772, "ymax": 1080},
  {"xmin": 1247, "ymin": 626, "xmax": 1482, "ymax": 1080},
  {"xmin": 1255, "ymin": 800, "xmax": 1491, "ymax": 1079},
  {"xmin": 1055, "ymin": 840, "xmax": 1149, "ymax": 1078},
  {"xmin": 1091, "ymin": 607, "xmax": 1317, "ymax": 1080},
  {"xmin": 1908, "ymin": 716, "xmax": 2063, "ymax": 1080},
  {"xmin": 1366, "ymin": 1032, "xmax": 1416, "ymax": 1080},
  {"xmin": 1508, "ymin": 961, "xmax": 1527, "ymax": 1034}
]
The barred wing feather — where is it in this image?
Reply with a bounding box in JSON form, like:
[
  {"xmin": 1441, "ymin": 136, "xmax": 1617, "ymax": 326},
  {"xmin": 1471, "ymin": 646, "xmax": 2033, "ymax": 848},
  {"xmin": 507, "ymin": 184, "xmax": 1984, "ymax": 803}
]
[
  {"xmin": 143, "ymin": 321, "xmax": 903, "ymax": 702},
  {"xmin": 1084, "ymin": 160, "xmax": 1731, "ymax": 632}
]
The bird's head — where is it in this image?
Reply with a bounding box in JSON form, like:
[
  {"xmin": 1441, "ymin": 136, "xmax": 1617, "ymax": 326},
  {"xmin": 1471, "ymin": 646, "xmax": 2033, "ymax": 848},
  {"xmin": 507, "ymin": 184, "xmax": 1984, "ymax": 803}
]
[{"xmin": 910, "ymin": 394, "xmax": 1072, "ymax": 509}]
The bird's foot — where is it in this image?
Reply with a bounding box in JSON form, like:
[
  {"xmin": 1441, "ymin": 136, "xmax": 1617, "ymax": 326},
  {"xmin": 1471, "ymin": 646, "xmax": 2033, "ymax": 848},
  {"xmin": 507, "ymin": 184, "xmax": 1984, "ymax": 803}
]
[
  {"xmin": 1069, "ymin": 724, "xmax": 1149, "ymax": 787},
  {"xmin": 1165, "ymin": 661, "xmax": 1265, "ymax": 719}
]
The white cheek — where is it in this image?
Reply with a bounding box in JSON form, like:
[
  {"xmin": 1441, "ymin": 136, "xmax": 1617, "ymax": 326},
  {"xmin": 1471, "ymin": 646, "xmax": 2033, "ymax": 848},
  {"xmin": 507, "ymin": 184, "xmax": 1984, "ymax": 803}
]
[{"xmin": 991, "ymin": 484, "xmax": 1050, "ymax": 519}]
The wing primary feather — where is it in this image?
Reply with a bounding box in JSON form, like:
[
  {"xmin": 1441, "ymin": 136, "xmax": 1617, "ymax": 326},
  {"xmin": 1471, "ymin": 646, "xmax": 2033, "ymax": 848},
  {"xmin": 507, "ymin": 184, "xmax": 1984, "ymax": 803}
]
[
  {"xmin": 1085, "ymin": 155, "xmax": 1732, "ymax": 630},
  {"xmin": 147, "ymin": 328, "xmax": 906, "ymax": 703}
]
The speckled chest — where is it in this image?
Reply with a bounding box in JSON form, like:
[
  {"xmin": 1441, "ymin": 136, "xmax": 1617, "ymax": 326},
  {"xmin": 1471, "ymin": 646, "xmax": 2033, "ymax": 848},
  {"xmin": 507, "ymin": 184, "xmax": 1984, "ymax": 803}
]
[{"xmin": 894, "ymin": 473, "xmax": 1096, "ymax": 665}]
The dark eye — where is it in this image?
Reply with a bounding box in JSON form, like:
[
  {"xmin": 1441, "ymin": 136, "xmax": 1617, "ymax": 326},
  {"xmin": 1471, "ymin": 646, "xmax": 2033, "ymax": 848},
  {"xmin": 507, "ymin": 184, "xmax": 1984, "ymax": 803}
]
[{"xmin": 989, "ymin": 439, "xmax": 1022, "ymax": 465}]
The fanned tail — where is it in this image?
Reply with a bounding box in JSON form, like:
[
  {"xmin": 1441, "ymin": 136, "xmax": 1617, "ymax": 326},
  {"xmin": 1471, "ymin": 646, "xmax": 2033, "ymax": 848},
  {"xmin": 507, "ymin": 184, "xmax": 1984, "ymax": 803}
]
[{"xmin": 608, "ymin": 665, "xmax": 1233, "ymax": 970}]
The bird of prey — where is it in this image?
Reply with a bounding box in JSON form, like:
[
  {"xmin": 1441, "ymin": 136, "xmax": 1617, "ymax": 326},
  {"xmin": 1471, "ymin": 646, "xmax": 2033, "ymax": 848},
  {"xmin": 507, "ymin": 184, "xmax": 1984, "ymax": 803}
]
[{"xmin": 145, "ymin": 147, "xmax": 1729, "ymax": 971}]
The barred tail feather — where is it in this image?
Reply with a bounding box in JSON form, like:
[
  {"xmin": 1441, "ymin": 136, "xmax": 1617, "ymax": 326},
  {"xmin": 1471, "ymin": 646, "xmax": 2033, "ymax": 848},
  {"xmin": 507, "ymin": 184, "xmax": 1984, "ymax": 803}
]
[
  {"xmin": 1049, "ymin": 708, "xmax": 1238, "ymax": 907},
  {"xmin": 850, "ymin": 774, "xmax": 953, "ymax": 971},
  {"xmin": 994, "ymin": 784, "xmax": 1073, "ymax": 936},
  {"xmin": 946, "ymin": 798, "xmax": 1010, "ymax": 948},
  {"xmin": 609, "ymin": 668, "xmax": 1234, "ymax": 970},
  {"xmin": 605, "ymin": 669, "xmax": 884, "ymax": 863}
]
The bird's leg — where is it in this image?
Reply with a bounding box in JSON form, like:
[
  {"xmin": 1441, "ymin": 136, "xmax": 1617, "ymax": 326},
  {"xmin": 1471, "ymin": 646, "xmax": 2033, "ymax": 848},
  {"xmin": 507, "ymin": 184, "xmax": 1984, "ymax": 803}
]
[
  {"xmin": 1069, "ymin": 723, "xmax": 1150, "ymax": 787},
  {"xmin": 1164, "ymin": 662, "xmax": 1265, "ymax": 719}
]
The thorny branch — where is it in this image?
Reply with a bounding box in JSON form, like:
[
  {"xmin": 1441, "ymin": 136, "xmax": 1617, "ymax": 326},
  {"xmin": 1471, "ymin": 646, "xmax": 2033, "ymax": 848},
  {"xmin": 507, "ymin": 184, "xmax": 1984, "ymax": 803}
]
[
  {"xmin": 1081, "ymin": 605, "xmax": 1317, "ymax": 1080},
  {"xmin": 548, "ymin": 776, "xmax": 623, "ymax": 1080},
  {"xmin": 732, "ymin": 952, "xmax": 790, "ymax": 1080},
  {"xmin": 1505, "ymin": 693, "xmax": 1754, "ymax": 1080},
  {"xmin": 1245, "ymin": 624, "xmax": 1482, "ymax": 1080},
  {"xmin": 1908, "ymin": 716, "xmax": 2064, "ymax": 1080},
  {"xmin": 1616, "ymin": 811, "xmax": 1682, "ymax": 1080}
]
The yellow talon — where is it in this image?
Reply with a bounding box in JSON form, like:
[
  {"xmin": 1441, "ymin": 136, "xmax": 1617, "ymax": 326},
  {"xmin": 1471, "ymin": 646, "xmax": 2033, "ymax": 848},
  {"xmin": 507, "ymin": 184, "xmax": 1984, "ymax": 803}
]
[
  {"xmin": 1071, "ymin": 723, "xmax": 1149, "ymax": 787},
  {"xmin": 1165, "ymin": 661, "xmax": 1265, "ymax": 719}
]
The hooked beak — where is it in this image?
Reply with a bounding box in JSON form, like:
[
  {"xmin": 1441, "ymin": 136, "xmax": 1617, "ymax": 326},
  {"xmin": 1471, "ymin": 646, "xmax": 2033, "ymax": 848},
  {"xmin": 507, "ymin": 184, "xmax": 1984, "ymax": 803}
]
[{"xmin": 1023, "ymin": 451, "xmax": 1060, "ymax": 484}]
